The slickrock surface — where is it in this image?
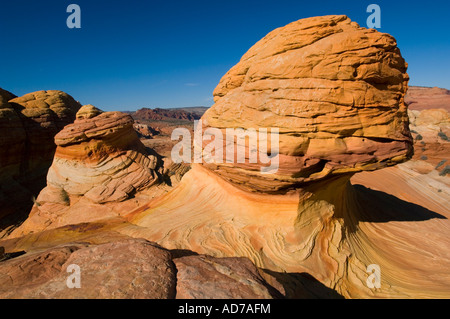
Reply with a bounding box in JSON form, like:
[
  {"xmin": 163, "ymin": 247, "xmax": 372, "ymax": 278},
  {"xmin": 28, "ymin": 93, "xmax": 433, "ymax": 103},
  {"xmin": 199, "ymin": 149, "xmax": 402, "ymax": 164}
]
[
  {"xmin": 9, "ymin": 107, "xmax": 168, "ymax": 237},
  {"xmin": 174, "ymin": 255, "xmax": 280, "ymax": 299},
  {"xmin": 408, "ymin": 108, "xmax": 449, "ymax": 174},
  {"xmin": 202, "ymin": 15, "xmax": 412, "ymax": 193},
  {"xmin": 0, "ymin": 238, "xmax": 281, "ymax": 299},
  {"xmin": 0, "ymin": 89, "xmax": 81, "ymax": 223}
]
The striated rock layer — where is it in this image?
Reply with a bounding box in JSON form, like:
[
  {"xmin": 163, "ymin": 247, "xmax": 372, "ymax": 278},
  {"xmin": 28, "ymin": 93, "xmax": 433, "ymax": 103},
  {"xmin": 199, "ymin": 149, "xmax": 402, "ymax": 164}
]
[
  {"xmin": 201, "ymin": 15, "xmax": 412, "ymax": 193},
  {"xmin": 10, "ymin": 106, "xmax": 168, "ymax": 237},
  {"xmin": 0, "ymin": 89, "xmax": 81, "ymax": 224},
  {"xmin": 1, "ymin": 15, "xmax": 449, "ymax": 299},
  {"xmin": 0, "ymin": 237, "xmax": 281, "ymax": 299},
  {"xmin": 406, "ymin": 86, "xmax": 450, "ymax": 112}
]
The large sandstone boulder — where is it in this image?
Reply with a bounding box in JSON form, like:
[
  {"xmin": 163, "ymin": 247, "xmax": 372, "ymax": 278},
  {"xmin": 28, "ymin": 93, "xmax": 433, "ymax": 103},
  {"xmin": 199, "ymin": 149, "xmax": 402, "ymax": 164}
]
[
  {"xmin": 49, "ymin": 109, "xmax": 161, "ymax": 203},
  {"xmin": 408, "ymin": 108, "xmax": 449, "ymax": 174},
  {"xmin": 174, "ymin": 255, "xmax": 280, "ymax": 299},
  {"xmin": 10, "ymin": 107, "xmax": 168, "ymax": 236},
  {"xmin": 3, "ymin": 15, "xmax": 448, "ymax": 300},
  {"xmin": 0, "ymin": 89, "xmax": 81, "ymax": 223},
  {"xmin": 201, "ymin": 15, "xmax": 412, "ymax": 192},
  {"xmin": 127, "ymin": 16, "xmax": 450, "ymax": 299},
  {"xmin": 0, "ymin": 239, "xmax": 177, "ymax": 299}
]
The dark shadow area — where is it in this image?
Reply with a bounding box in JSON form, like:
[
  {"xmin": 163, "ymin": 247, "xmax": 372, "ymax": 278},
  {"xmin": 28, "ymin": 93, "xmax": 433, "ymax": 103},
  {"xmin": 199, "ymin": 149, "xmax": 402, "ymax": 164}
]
[
  {"xmin": 170, "ymin": 249, "xmax": 200, "ymax": 259},
  {"xmin": 262, "ymin": 269, "xmax": 344, "ymax": 299},
  {"xmin": 0, "ymin": 251, "xmax": 26, "ymax": 263},
  {"xmin": 352, "ymin": 184, "xmax": 446, "ymax": 223}
]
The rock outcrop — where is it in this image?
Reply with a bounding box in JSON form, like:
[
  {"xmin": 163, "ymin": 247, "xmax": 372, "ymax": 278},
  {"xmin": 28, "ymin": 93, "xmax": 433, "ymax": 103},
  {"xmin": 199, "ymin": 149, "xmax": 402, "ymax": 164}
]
[
  {"xmin": 10, "ymin": 107, "xmax": 167, "ymax": 236},
  {"xmin": 1, "ymin": 15, "xmax": 449, "ymax": 300},
  {"xmin": 174, "ymin": 255, "xmax": 280, "ymax": 299},
  {"xmin": 0, "ymin": 238, "xmax": 281, "ymax": 299},
  {"xmin": 408, "ymin": 108, "xmax": 449, "ymax": 174},
  {"xmin": 0, "ymin": 89, "xmax": 81, "ymax": 224},
  {"xmin": 201, "ymin": 14, "xmax": 412, "ymax": 193},
  {"xmin": 134, "ymin": 108, "xmax": 201, "ymax": 121},
  {"xmin": 125, "ymin": 16, "xmax": 449, "ymax": 298}
]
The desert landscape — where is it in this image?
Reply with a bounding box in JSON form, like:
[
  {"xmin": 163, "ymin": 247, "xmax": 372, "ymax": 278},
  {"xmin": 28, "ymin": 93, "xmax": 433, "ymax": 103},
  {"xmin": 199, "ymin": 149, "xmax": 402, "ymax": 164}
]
[{"xmin": 0, "ymin": 14, "xmax": 449, "ymax": 299}]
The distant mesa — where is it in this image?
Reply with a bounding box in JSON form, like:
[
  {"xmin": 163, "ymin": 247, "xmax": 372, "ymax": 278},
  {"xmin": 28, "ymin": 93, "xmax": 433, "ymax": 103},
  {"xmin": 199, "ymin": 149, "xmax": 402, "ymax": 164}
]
[
  {"xmin": 133, "ymin": 107, "xmax": 202, "ymax": 121},
  {"xmin": 0, "ymin": 238, "xmax": 282, "ymax": 299}
]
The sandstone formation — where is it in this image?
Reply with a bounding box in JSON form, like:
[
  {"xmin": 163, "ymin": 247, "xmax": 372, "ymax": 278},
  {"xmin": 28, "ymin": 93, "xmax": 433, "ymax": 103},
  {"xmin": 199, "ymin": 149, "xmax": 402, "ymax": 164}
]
[
  {"xmin": 0, "ymin": 89, "xmax": 81, "ymax": 225},
  {"xmin": 133, "ymin": 122, "xmax": 160, "ymax": 139},
  {"xmin": 1, "ymin": 15, "xmax": 449, "ymax": 300},
  {"xmin": 123, "ymin": 16, "xmax": 449, "ymax": 298},
  {"xmin": 174, "ymin": 255, "xmax": 280, "ymax": 299},
  {"xmin": 408, "ymin": 108, "xmax": 449, "ymax": 174},
  {"xmin": 10, "ymin": 106, "xmax": 168, "ymax": 236},
  {"xmin": 0, "ymin": 88, "xmax": 16, "ymax": 101},
  {"xmin": 406, "ymin": 86, "xmax": 450, "ymax": 112},
  {"xmin": 0, "ymin": 238, "xmax": 281, "ymax": 299},
  {"xmin": 0, "ymin": 239, "xmax": 176, "ymax": 299},
  {"xmin": 201, "ymin": 15, "xmax": 412, "ymax": 193}
]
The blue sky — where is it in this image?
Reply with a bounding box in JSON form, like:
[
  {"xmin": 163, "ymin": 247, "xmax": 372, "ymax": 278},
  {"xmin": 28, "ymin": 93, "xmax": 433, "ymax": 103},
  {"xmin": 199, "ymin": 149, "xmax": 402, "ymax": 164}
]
[{"xmin": 0, "ymin": 0, "xmax": 449, "ymax": 111}]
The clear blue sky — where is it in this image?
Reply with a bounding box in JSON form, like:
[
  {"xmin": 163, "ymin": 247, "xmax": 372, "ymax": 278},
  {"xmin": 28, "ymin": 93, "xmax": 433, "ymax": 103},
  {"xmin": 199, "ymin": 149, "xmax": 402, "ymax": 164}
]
[{"xmin": 1, "ymin": 0, "xmax": 449, "ymax": 111}]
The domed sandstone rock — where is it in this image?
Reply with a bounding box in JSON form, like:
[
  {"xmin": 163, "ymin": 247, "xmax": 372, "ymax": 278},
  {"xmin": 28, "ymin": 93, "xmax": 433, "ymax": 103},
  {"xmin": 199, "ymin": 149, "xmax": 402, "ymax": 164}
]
[{"xmin": 200, "ymin": 15, "xmax": 412, "ymax": 193}]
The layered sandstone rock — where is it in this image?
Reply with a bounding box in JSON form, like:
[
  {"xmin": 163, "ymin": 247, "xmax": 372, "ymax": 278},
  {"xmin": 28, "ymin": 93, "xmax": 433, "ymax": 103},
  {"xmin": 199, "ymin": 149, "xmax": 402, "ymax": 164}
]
[
  {"xmin": 10, "ymin": 107, "xmax": 167, "ymax": 236},
  {"xmin": 133, "ymin": 122, "xmax": 160, "ymax": 139},
  {"xmin": 0, "ymin": 239, "xmax": 176, "ymax": 299},
  {"xmin": 408, "ymin": 108, "xmax": 449, "ymax": 174},
  {"xmin": 0, "ymin": 89, "xmax": 81, "ymax": 223},
  {"xmin": 0, "ymin": 238, "xmax": 281, "ymax": 299},
  {"xmin": 174, "ymin": 255, "xmax": 280, "ymax": 299},
  {"xmin": 201, "ymin": 15, "xmax": 412, "ymax": 193},
  {"xmin": 124, "ymin": 16, "xmax": 450, "ymax": 298},
  {"xmin": 2, "ymin": 15, "xmax": 449, "ymax": 300},
  {"xmin": 134, "ymin": 108, "xmax": 200, "ymax": 121}
]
